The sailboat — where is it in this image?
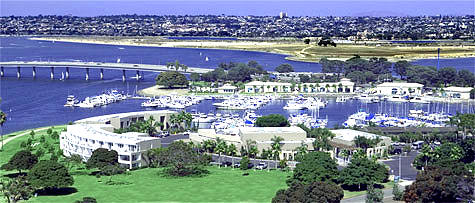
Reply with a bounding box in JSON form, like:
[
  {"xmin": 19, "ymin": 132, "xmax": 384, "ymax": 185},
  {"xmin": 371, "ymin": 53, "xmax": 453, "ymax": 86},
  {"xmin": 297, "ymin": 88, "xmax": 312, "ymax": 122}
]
[
  {"xmin": 205, "ymin": 56, "xmax": 209, "ymax": 61},
  {"xmin": 60, "ymin": 72, "xmax": 65, "ymax": 81},
  {"xmin": 117, "ymin": 58, "xmax": 121, "ymax": 63}
]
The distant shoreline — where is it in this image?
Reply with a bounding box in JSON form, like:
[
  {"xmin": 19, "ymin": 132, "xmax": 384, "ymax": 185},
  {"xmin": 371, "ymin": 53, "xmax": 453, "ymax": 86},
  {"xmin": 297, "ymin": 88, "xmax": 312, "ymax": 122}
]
[{"xmin": 28, "ymin": 36, "xmax": 475, "ymax": 63}]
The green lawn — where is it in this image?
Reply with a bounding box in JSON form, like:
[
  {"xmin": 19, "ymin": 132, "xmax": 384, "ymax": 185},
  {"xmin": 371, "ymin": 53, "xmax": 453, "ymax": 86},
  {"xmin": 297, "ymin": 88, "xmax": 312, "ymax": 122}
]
[{"xmin": 1, "ymin": 126, "xmax": 393, "ymax": 202}]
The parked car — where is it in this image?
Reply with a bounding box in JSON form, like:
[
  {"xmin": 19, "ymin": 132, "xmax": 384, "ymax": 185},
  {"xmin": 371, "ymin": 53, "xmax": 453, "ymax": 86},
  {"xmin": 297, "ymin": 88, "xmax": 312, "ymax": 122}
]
[
  {"xmin": 235, "ymin": 162, "xmax": 254, "ymax": 169},
  {"xmin": 256, "ymin": 162, "xmax": 267, "ymax": 170},
  {"xmin": 220, "ymin": 161, "xmax": 233, "ymax": 167}
]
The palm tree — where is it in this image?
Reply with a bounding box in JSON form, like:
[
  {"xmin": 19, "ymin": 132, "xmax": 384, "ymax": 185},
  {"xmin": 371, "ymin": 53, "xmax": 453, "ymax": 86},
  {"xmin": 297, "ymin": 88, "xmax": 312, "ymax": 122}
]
[
  {"xmin": 249, "ymin": 145, "xmax": 259, "ymax": 159},
  {"xmin": 202, "ymin": 139, "xmax": 216, "ymax": 153},
  {"xmin": 245, "ymin": 139, "xmax": 257, "ymax": 157},
  {"xmin": 174, "ymin": 60, "xmax": 181, "ymax": 71},
  {"xmin": 309, "ymin": 84, "xmax": 314, "ymax": 93},
  {"xmin": 295, "ymin": 141, "xmax": 308, "ymax": 161},
  {"xmin": 331, "ymin": 84, "xmax": 337, "ymax": 93},
  {"xmin": 215, "ymin": 138, "xmax": 227, "ymax": 167},
  {"xmin": 338, "ymin": 83, "xmax": 343, "ymax": 93},
  {"xmin": 316, "ymin": 83, "xmax": 321, "ymax": 92},
  {"xmin": 226, "ymin": 144, "xmax": 237, "ymax": 168},
  {"xmin": 271, "ymin": 136, "xmax": 284, "ymax": 169},
  {"xmin": 142, "ymin": 117, "xmax": 164, "ymax": 136},
  {"xmin": 325, "ymin": 84, "xmax": 330, "ymax": 92}
]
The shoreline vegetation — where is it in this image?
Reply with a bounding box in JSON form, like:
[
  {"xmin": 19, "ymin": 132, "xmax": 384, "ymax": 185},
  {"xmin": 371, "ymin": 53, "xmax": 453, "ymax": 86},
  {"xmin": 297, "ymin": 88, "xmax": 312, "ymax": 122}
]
[{"xmin": 28, "ymin": 36, "xmax": 475, "ymax": 63}]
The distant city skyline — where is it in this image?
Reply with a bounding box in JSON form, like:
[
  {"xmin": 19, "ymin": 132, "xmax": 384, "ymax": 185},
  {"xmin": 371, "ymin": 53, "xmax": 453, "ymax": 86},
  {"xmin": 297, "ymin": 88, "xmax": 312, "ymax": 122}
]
[{"xmin": 1, "ymin": 0, "xmax": 474, "ymax": 17}]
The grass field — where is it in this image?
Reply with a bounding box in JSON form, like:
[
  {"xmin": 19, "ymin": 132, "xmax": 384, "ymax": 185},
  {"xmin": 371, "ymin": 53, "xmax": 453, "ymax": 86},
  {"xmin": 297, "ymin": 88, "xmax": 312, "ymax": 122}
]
[{"xmin": 1, "ymin": 126, "xmax": 393, "ymax": 202}]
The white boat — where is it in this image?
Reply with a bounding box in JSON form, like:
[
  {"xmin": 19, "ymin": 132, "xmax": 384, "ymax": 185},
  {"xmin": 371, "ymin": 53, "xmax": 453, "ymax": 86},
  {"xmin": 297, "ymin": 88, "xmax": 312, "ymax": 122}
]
[
  {"xmin": 64, "ymin": 95, "xmax": 78, "ymax": 107},
  {"xmin": 386, "ymin": 95, "xmax": 408, "ymax": 102},
  {"xmin": 205, "ymin": 56, "xmax": 209, "ymax": 61},
  {"xmin": 409, "ymin": 96, "xmax": 429, "ymax": 104},
  {"xmin": 336, "ymin": 97, "xmax": 348, "ymax": 103}
]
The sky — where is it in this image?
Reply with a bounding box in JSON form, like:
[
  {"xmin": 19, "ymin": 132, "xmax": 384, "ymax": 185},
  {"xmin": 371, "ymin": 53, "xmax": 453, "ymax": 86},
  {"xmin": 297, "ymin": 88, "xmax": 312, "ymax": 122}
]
[{"xmin": 1, "ymin": 0, "xmax": 474, "ymax": 17}]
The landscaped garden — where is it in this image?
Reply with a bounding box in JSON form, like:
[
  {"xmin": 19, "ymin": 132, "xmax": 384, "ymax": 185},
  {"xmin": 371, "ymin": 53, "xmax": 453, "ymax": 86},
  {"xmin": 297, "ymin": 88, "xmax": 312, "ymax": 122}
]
[{"xmin": 0, "ymin": 125, "xmax": 396, "ymax": 202}]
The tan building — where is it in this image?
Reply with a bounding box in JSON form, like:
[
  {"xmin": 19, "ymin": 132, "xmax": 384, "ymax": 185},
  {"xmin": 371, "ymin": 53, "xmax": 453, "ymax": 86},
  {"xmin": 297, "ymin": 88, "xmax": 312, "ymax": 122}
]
[
  {"xmin": 191, "ymin": 126, "xmax": 314, "ymax": 160},
  {"xmin": 244, "ymin": 78, "xmax": 354, "ymax": 94},
  {"xmin": 329, "ymin": 129, "xmax": 391, "ymax": 165}
]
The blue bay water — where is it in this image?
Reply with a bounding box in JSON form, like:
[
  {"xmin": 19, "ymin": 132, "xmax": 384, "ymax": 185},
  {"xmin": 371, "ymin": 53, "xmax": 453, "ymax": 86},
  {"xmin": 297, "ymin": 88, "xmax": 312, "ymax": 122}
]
[{"xmin": 0, "ymin": 37, "xmax": 474, "ymax": 134}]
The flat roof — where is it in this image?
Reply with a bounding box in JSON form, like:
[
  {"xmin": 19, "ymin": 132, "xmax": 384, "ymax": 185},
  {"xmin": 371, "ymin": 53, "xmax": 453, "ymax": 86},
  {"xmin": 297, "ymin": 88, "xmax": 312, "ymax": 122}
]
[
  {"xmin": 444, "ymin": 86, "xmax": 473, "ymax": 92},
  {"xmin": 67, "ymin": 124, "xmax": 158, "ymax": 145},
  {"xmin": 377, "ymin": 82, "xmax": 424, "ymax": 88},
  {"xmin": 75, "ymin": 110, "xmax": 177, "ymax": 123},
  {"xmin": 330, "ymin": 129, "xmax": 387, "ymax": 142},
  {"xmin": 239, "ymin": 126, "xmax": 306, "ymax": 134}
]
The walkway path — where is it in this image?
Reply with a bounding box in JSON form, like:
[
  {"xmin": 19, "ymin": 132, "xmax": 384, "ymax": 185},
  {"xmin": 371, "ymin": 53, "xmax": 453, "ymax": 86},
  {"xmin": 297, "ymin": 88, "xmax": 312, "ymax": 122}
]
[
  {"xmin": 0, "ymin": 127, "xmax": 50, "ymax": 149},
  {"xmin": 342, "ymin": 188, "xmax": 395, "ymax": 203}
]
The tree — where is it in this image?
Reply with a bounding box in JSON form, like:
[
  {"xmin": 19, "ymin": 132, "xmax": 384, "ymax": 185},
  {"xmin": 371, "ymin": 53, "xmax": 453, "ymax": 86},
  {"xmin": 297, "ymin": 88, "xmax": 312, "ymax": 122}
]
[
  {"xmin": 215, "ymin": 138, "xmax": 227, "ymax": 166},
  {"xmin": 287, "ymin": 151, "xmax": 339, "ymax": 186},
  {"xmin": 1, "ymin": 150, "xmax": 38, "ymax": 174},
  {"xmin": 180, "ymin": 111, "xmax": 193, "ymax": 130},
  {"xmin": 272, "ymin": 181, "xmax": 343, "ymax": 203},
  {"xmin": 437, "ymin": 67, "xmax": 458, "ymax": 86},
  {"xmin": 394, "ymin": 60, "xmax": 410, "ymax": 79},
  {"xmin": 271, "ymin": 136, "xmax": 284, "ymax": 169},
  {"xmin": 27, "ymin": 160, "xmax": 74, "ymax": 190},
  {"xmin": 100, "ymin": 165, "xmax": 125, "ymax": 182},
  {"xmin": 275, "ymin": 64, "xmax": 294, "ymax": 73},
  {"xmin": 0, "ymin": 176, "xmax": 34, "ymax": 203},
  {"xmin": 190, "ymin": 73, "xmax": 201, "ymax": 81},
  {"xmin": 64, "ymin": 154, "xmax": 83, "ymax": 171},
  {"xmin": 141, "ymin": 117, "xmax": 163, "ymax": 136},
  {"xmin": 86, "ymin": 148, "xmax": 118, "ymax": 169},
  {"xmin": 308, "ymin": 128, "xmax": 335, "ymax": 151},
  {"xmin": 338, "ymin": 153, "xmax": 389, "ymax": 191},
  {"xmin": 366, "ymin": 183, "xmax": 383, "ymax": 203},
  {"xmin": 240, "ymin": 156, "xmax": 250, "ymax": 170},
  {"xmin": 392, "ymin": 183, "xmax": 404, "ymax": 201},
  {"xmin": 403, "ymin": 165, "xmax": 473, "ymax": 202},
  {"xmin": 157, "ymin": 141, "xmax": 209, "ymax": 177},
  {"xmin": 255, "ymin": 114, "xmax": 289, "ymax": 127},
  {"xmin": 298, "ymin": 74, "xmax": 310, "ymax": 83},
  {"xmin": 225, "ymin": 144, "xmax": 237, "ymax": 167},
  {"xmin": 303, "ymin": 38, "xmax": 310, "ymax": 44},
  {"xmin": 155, "ymin": 71, "xmax": 188, "ymax": 88}
]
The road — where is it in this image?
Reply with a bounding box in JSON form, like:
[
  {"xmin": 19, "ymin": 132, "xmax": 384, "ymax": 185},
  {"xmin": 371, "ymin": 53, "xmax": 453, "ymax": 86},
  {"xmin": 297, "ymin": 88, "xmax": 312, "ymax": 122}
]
[
  {"xmin": 0, "ymin": 127, "xmax": 50, "ymax": 149},
  {"xmin": 381, "ymin": 151, "xmax": 419, "ymax": 180},
  {"xmin": 0, "ymin": 61, "xmax": 213, "ymax": 74}
]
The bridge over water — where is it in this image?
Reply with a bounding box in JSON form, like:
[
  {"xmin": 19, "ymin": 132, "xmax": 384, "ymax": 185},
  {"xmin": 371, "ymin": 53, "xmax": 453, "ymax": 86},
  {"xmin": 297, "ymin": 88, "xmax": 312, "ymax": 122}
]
[{"xmin": 0, "ymin": 61, "xmax": 213, "ymax": 81}]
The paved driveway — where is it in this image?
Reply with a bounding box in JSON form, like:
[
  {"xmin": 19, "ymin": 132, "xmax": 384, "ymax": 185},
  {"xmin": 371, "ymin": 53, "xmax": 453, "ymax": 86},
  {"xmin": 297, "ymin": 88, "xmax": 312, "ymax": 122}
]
[{"xmin": 381, "ymin": 151, "xmax": 419, "ymax": 180}]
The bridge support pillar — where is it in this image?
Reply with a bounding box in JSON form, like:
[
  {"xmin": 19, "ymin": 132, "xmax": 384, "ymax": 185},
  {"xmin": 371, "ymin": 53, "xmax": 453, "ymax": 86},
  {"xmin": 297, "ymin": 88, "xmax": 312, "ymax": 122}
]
[
  {"xmin": 50, "ymin": 67, "xmax": 54, "ymax": 80},
  {"xmin": 17, "ymin": 66, "xmax": 21, "ymax": 78},
  {"xmin": 1, "ymin": 66, "xmax": 4, "ymax": 77},
  {"xmin": 32, "ymin": 67, "xmax": 36, "ymax": 78},
  {"xmin": 122, "ymin": 69, "xmax": 126, "ymax": 82},
  {"xmin": 65, "ymin": 67, "xmax": 69, "ymax": 79},
  {"xmin": 85, "ymin": 68, "xmax": 89, "ymax": 81},
  {"xmin": 100, "ymin": 68, "xmax": 104, "ymax": 80},
  {"xmin": 136, "ymin": 70, "xmax": 140, "ymax": 81}
]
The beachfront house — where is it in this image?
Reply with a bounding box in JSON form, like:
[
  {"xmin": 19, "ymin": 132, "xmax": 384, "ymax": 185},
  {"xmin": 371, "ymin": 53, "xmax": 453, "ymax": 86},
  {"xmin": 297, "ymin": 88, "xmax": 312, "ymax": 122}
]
[
  {"xmin": 244, "ymin": 78, "xmax": 354, "ymax": 94},
  {"xmin": 376, "ymin": 82, "xmax": 424, "ymax": 96},
  {"xmin": 443, "ymin": 86, "xmax": 473, "ymax": 99}
]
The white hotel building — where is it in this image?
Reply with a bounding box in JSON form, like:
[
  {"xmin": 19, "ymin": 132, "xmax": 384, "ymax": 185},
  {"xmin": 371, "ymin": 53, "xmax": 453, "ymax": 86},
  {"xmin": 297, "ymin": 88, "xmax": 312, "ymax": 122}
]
[{"xmin": 60, "ymin": 110, "xmax": 177, "ymax": 169}]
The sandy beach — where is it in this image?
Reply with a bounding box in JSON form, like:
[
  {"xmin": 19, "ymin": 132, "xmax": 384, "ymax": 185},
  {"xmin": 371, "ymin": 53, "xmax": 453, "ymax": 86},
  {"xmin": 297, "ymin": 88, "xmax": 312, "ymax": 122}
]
[
  {"xmin": 29, "ymin": 36, "xmax": 475, "ymax": 62},
  {"xmin": 138, "ymin": 85, "xmax": 189, "ymax": 97}
]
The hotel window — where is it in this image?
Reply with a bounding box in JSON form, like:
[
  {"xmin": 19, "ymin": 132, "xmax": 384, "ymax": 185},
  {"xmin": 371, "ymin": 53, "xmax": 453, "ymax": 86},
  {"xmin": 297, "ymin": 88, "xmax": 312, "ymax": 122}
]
[
  {"xmin": 99, "ymin": 141, "xmax": 104, "ymax": 145},
  {"xmin": 129, "ymin": 145, "xmax": 137, "ymax": 151},
  {"xmin": 108, "ymin": 143, "xmax": 113, "ymax": 148},
  {"xmin": 91, "ymin": 140, "xmax": 95, "ymax": 144},
  {"xmin": 118, "ymin": 144, "xmax": 124, "ymax": 148}
]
